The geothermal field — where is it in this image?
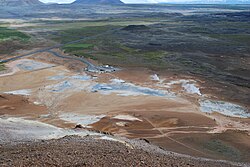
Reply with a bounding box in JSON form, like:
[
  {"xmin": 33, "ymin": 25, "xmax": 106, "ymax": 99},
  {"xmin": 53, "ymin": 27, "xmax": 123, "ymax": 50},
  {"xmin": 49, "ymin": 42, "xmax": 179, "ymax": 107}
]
[{"xmin": 0, "ymin": 2, "xmax": 249, "ymax": 167}]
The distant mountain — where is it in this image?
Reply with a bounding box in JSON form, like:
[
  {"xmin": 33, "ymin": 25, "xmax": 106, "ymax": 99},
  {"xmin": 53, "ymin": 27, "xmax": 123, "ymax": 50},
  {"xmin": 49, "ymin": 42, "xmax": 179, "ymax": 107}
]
[
  {"xmin": 0, "ymin": 0, "xmax": 42, "ymax": 6},
  {"xmin": 73, "ymin": 0, "xmax": 124, "ymax": 5},
  {"xmin": 159, "ymin": 0, "xmax": 250, "ymax": 4}
]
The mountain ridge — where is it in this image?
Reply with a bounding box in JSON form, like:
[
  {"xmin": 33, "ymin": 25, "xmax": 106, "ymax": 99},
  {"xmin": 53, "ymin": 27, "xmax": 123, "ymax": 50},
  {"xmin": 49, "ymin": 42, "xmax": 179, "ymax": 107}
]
[
  {"xmin": 159, "ymin": 0, "xmax": 250, "ymax": 4},
  {"xmin": 0, "ymin": 0, "xmax": 42, "ymax": 6},
  {"xmin": 72, "ymin": 0, "xmax": 124, "ymax": 5}
]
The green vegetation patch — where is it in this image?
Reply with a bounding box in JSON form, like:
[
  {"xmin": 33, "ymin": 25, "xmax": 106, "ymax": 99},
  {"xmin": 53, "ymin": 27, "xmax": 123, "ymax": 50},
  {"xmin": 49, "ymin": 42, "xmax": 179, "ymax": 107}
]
[
  {"xmin": 0, "ymin": 27, "xmax": 30, "ymax": 42},
  {"xmin": 63, "ymin": 43, "xmax": 94, "ymax": 52},
  {"xmin": 60, "ymin": 28, "xmax": 170, "ymax": 68},
  {"xmin": 52, "ymin": 25, "xmax": 118, "ymax": 43}
]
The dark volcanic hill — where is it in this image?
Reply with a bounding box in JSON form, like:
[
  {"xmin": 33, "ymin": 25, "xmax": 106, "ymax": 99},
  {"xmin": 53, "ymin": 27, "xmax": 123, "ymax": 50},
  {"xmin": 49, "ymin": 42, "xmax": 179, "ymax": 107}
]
[
  {"xmin": 0, "ymin": 0, "xmax": 42, "ymax": 6},
  {"xmin": 73, "ymin": 0, "xmax": 124, "ymax": 5}
]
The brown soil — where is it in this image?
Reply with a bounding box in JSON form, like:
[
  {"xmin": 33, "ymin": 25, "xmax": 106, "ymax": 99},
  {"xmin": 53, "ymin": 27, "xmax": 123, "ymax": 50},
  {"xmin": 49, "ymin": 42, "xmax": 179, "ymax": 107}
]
[
  {"xmin": 0, "ymin": 94, "xmax": 47, "ymax": 117},
  {"xmin": 89, "ymin": 112, "xmax": 250, "ymax": 162},
  {"xmin": 32, "ymin": 49, "xmax": 88, "ymax": 72}
]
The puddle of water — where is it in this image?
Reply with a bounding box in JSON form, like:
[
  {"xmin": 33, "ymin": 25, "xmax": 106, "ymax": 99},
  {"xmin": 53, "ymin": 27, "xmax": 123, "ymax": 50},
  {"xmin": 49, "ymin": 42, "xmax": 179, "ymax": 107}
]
[
  {"xmin": 4, "ymin": 89, "xmax": 32, "ymax": 96},
  {"xmin": 59, "ymin": 113, "xmax": 106, "ymax": 127},
  {"xmin": 199, "ymin": 100, "xmax": 250, "ymax": 118}
]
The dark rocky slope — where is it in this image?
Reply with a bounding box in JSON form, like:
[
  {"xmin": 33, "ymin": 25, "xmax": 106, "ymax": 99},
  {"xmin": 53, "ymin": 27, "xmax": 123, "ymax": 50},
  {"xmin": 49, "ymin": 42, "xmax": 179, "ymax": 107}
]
[{"xmin": 0, "ymin": 136, "xmax": 246, "ymax": 167}]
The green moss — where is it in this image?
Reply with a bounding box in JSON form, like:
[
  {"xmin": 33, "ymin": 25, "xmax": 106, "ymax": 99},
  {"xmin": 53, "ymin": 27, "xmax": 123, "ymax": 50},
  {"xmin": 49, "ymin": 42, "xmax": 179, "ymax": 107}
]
[{"xmin": 63, "ymin": 43, "xmax": 94, "ymax": 52}]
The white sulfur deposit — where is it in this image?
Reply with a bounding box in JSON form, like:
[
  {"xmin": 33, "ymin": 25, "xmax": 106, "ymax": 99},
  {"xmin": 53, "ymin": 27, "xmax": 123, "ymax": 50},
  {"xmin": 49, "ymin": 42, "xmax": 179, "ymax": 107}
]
[
  {"xmin": 4, "ymin": 89, "xmax": 32, "ymax": 96},
  {"xmin": 151, "ymin": 74, "xmax": 160, "ymax": 81},
  {"xmin": 199, "ymin": 99, "xmax": 250, "ymax": 118},
  {"xmin": 182, "ymin": 82, "xmax": 202, "ymax": 96},
  {"xmin": 59, "ymin": 113, "xmax": 106, "ymax": 127},
  {"xmin": 112, "ymin": 115, "xmax": 142, "ymax": 122}
]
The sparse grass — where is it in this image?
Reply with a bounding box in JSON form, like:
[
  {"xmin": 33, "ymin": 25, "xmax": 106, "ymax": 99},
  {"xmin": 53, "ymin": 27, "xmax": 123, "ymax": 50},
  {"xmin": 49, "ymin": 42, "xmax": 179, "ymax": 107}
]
[{"xmin": 0, "ymin": 27, "xmax": 32, "ymax": 55}]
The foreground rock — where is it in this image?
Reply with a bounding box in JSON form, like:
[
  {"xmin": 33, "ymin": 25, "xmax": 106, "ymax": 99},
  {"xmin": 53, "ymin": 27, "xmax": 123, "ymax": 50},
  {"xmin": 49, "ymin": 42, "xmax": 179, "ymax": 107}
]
[{"xmin": 0, "ymin": 136, "xmax": 246, "ymax": 167}]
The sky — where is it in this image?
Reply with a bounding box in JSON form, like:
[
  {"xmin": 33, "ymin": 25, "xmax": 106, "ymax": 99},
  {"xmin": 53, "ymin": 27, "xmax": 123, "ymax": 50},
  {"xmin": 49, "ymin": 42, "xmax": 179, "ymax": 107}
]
[
  {"xmin": 39, "ymin": 0, "xmax": 202, "ymax": 4},
  {"xmin": 39, "ymin": 0, "xmax": 249, "ymax": 4}
]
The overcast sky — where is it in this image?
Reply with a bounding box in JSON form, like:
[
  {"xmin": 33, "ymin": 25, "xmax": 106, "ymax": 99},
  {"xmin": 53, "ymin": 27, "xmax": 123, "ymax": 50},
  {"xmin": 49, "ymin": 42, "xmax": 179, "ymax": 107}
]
[{"xmin": 39, "ymin": 0, "xmax": 203, "ymax": 4}]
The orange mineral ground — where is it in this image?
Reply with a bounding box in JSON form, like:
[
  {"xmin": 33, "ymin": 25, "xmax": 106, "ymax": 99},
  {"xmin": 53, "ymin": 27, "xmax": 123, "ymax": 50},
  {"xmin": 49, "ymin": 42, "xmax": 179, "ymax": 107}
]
[{"xmin": 0, "ymin": 53, "xmax": 249, "ymax": 163}]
